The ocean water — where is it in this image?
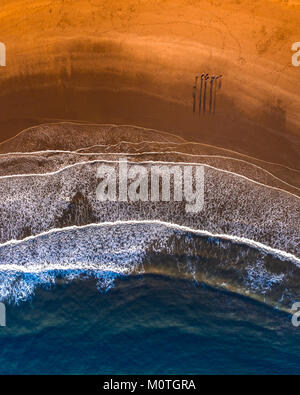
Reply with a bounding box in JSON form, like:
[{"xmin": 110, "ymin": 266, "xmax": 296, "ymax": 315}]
[{"xmin": 0, "ymin": 269, "xmax": 299, "ymax": 375}]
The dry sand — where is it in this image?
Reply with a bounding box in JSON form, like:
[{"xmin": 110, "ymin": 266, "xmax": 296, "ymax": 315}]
[{"xmin": 0, "ymin": 0, "xmax": 299, "ymax": 168}]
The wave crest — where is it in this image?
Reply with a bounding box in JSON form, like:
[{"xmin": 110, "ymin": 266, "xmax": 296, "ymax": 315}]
[{"xmin": 0, "ymin": 222, "xmax": 299, "ymax": 309}]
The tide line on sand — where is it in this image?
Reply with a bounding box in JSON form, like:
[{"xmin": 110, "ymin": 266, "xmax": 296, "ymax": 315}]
[{"xmin": 0, "ymin": 157, "xmax": 299, "ymax": 200}]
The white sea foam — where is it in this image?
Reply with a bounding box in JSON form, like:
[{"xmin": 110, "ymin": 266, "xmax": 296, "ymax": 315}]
[
  {"xmin": 1, "ymin": 122, "xmax": 298, "ymax": 173},
  {"xmin": 0, "ymin": 160, "xmax": 298, "ymax": 254},
  {"xmin": 0, "ymin": 122, "xmax": 298, "ymax": 306},
  {"xmin": 0, "ymin": 122, "xmax": 298, "ymax": 199},
  {"xmin": 0, "ymin": 221, "xmax": 298, "ymax": 305},
  {"xmin": 0, "ymin": 152, "xmax": 298, "ymax": 194}
]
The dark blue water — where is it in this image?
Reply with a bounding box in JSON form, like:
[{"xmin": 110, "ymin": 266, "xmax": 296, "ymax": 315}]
[{"xmin": 0, "ymin": 273, "xmax": 299, "ymax": 375}]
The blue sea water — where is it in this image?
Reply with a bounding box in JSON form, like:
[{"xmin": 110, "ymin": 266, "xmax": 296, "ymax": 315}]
[{"xmin": 0, "ymin": 272, "xmax": 299, "ymax": 375}]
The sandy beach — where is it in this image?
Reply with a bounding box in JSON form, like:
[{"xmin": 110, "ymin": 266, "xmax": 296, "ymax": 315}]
[{"xmin": 0, "ymin": 0, "xmax": 299, "ymax": 168}]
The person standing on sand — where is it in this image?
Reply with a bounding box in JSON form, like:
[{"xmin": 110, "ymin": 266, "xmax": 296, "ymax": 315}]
[
  {"xmin": 192, "ymin": 75, "xmax": 198, "ymax": 114},
  {"xmin": 213, "ymin": 75, "xmax": 220, "ymax": 114},
  {"xmin": 203, "ymin": 74, "xmax": 210, "ymax": 114},
  {"xmin": 218, "ymin": 74, "xmax": 223, "ymax": 89},
  {"xmin": 213, "ymin": 75, "xmax": 223, "ymax": 114},
  {"xmin": 199, "ymin": 73, "xmax": 205, "ymax": 116},
  {"xmin": 209, "ymin": 75, "xmax": 215, "ymax": 114}
]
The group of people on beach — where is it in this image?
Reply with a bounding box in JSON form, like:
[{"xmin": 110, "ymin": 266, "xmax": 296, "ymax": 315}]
[{"xmin": 192, "ymin": 74, "xmax": 223, "ymax": 116}]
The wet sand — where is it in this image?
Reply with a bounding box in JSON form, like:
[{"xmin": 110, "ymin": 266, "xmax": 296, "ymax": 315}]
[{"xmin": 0, "ymin": 72, "xmax": 299, "ymax": 169}]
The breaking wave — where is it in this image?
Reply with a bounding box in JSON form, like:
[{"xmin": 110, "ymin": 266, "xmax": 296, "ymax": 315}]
[
  {"xmin": 0, "ymin": 159, "xmax": 298, "ymax": 254},
  {"xmin": 0, "ymin": 122, "xmax": 299, "ymax": 308},
  {"xmin": 0, "ymin": 221, "xmax": 299, "ymax": 309}
]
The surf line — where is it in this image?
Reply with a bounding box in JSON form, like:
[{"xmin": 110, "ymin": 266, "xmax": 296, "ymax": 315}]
[
  {"xmin": 1, "ymin": 120, "xmax": 298, "ymax": 173},
  {"xmin": 0, "ymin": 121, "xmax": 184, "ymax": 148},
  {"xmin": 0, "ymin": 149, "xmax": 298, "ymax": 193},
  {"xmin": 0, "ymin": 220, "xmax": 299, "ymax": 268},
  {"xmin": 0, "ymin": 157, "xmax": 299, "ymax": 200}
]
